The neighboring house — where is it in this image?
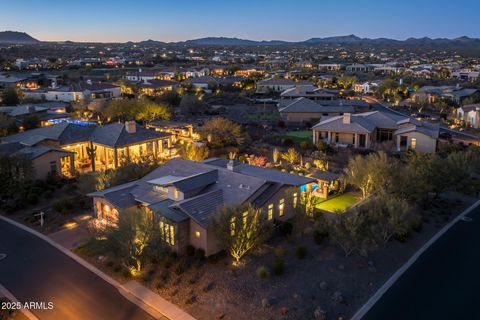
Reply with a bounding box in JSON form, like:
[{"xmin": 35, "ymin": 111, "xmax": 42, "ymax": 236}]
[
  {"xmin": 123, "ymin": 70, "xmax": 158, "ymax": 82},
  {"xmin": 183, "ymin": 76, "xmax": 243, "ymax": 91},
  {"xmin": 14, "ymin": 59, "xmax": 49, "ymax": 70},
  {"xmin": 0, "ymin": 72, "xmax": 60, "ymax": 90},
  {"xmin": 451, "ymin": 71, "xmax": 480, "ymax": 82},
  {"xmin": 353, "ymin": 81, "xmax": 379, "ymax": 94},
  {"xmin": 1, "ymin": 121, "xmax": 173, "ymax": 173},
  {"xmin": 345, "ymin": 64, "xmax": 375, "ymax": 73},
  {"xmin": 0, "ymin": 102, "xmax": 69, "ymax": 127},
  {"xmin": 256, "ymin": 78, "xmax": 296, "ymax": 93},
  {"xmin": 147, "ymin": 120, "xmax": 195, "ymax": 143},
  {"xmin": 137, "ymin": 79, "xmax": 178, "ymax": 96},
  {"xmin": 456, "ymin": 104, "xmax": 480, "ymax": 128},
  {"xmin": 317, "ymin": 63, "xmax": 343, "ymax": 71},
  {"xmin": 234, "ymin": 66, "xmax": 265, "ymax": 77},
  {"xmin": 278, "ymin": 97, "xmax": 357, "ymax": 123},
  {"xmin": 0, "ymin": 142, "xmax": 75, "ymax": 180},
  {"xmin": 312, "ymin": 111, "xmax": 439, "ymax": 153},
  {"xmin": 23, "ymin": 80, "xmax": 121, "ymax": 102},
  {"xmin": 88, "ymin": 158, "xmax": 315, "ymax": 256},
  {"xmin": 412, "ymin": 85, "xmax": 479, "ymax": 104},
  {"xmin": 280, "ymin": 85, "xmax": 338, "ymax": 100}
]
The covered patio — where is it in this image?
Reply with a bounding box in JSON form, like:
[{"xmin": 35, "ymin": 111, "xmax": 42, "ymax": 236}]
[{"xmin": 311, "ymin": 170, "xmax": 344, "ymax": 199}]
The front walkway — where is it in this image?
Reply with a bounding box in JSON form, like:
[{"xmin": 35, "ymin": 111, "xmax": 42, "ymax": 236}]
[{"xmin": 48, "ymin": 215, "xmax": 91, "ymax": 249}]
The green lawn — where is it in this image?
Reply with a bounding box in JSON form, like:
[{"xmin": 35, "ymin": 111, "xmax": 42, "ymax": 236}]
[
  {"xmin": 278, "ymin": 131, "xmax": 312, "ymax": 143},
  {"xmin": 315, "ymin": 192, "xmax": 359, "ymax": 213}
]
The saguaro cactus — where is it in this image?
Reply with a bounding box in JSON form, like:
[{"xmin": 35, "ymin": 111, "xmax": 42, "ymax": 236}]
[{"xmin": 86, "ymin": 142, "xmax": 97, "ymax": 172}]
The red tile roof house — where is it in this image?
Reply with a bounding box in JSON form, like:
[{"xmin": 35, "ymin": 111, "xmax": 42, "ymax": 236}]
[{"xmin": 88, "ymin": 158, "xmax": 315, "ymax": 256}]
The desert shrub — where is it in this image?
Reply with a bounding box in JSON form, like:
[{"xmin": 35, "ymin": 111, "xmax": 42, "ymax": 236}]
[
  {"xmin": 410, "ymin": 215, "xmax": 423, "ymax": 232},
  {"xmin": 194, "ymin": 248, "xmax": 206, "ymax": 260},
  {"xmin": 299, "ymin": 141, "xmax": 309, "ymax": 150},
  {"xmin": 313, "ymin": 229, "xmax": 328, "ymax": 245},
  {"xmin": 283, "ymin": 138, "xmax": 294, "ymax": 147},
  {"xmin": 186, "ymin": 245, "xmax": 195, "ymax": 256},
  {"xmin": 274, "ymin": 246, "xmax": 285, "ymax": 259},
  {"xmin": 393, "ymin": 230, "xmax": 409, "ymax": 242},
  {"xmin": 27, "ymin": 193, "xmax": 39, "ymax": 205},
  {"xmin": 52, "ymin": 198, "xmax": 74, "ymax": 214},
  {"xmin": 278, "ymin": 221, "xmax": 293, "ymax": 237},
  {"xmin": 272, "ymin": 257, "xmax": 284, "ymax": 276},
  {"xmin": 174, "ymin": 263, "xmax": 185, "ymax": 275},
  {"xmin": 74, "ymin": 238, "xmax": 106, "ymax": 257},
  {"xmin": 296, "ymin": 245, "xmax": 308, "ymax": 259},
  {"xmin": 256, "ymin": 266, "xmax": 269, "ymax": 279}
]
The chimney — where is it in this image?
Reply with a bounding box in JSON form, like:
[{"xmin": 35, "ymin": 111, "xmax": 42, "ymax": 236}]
[
  {"xmin": 227, "ymin": 159, "xmax": 240, "ymax": 172},
  {"xmin": 343, "ymin": 113, "xmax": 352, "ymax": 124},
  {"xmin": 125, "ymin": 120, "xmax": 136, "ymax": 134}
]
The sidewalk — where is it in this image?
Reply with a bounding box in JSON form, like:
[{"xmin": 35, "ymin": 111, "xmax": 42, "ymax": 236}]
[
  {"xmin": 0, "ymin": 215, "xmax": 197, "ymax": 320},
  {"xmin": 123, "ymin": 281, "xmax": 196, "ymax": 320}
]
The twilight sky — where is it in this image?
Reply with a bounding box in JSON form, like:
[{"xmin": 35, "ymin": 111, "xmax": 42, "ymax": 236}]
[{"xmin": 1, "ymin": 0, "xmax": 479, "ymax": 42}]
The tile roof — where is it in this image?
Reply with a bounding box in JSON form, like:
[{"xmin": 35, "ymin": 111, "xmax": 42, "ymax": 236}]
[
  {"xmin": 279, "ymin": 97, "xmax": 356, "ymax": 113},
  {"xmin": 0, "ymin": 142, "xmax": 72, "ymax": 160},
  {"xmin": 2, "ymin": 122, "xmax": 171, "ymax": 148},
  {"xmin": 89, "ymin": 157, "xmax": 314, "ymax": 226},
  {"xmin": 312, "ymin": 111, "xmax": 440, "ymax": 138},
  {"xmin": 173, "ymin": 189, "xmax": 224, "ymax": 227}
]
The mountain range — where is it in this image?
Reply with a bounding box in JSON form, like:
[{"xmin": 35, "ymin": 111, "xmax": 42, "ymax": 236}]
[{"xmin": 2, "ymin": 31, "xmax": 480, "ymax": 49}]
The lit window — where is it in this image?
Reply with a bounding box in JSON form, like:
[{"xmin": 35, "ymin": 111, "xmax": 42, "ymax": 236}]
[
  {"xmin": 411, "ymin": 138, "xmax": 417, "ymax": 150},
  {"xmin": 279, "ymin": 199, "xmax": 285, "ymax": 217},
  {"xmin": 293, "ymin": 193, "xmax": 298, "ymax": 208},
  {"xmin": 268, "ymin": 204, "xmax": 274, "ymax": 220},
  {"xmin": 159, "ymin": 221, "xmax": 175, "ymax": 246},
  {"xmin": 195, "ymin": 230, "xmax": 201, "ymax": 238},
  {"xmin": 173, "ymin": 188, "xmax": 179, "ymax": 199}
]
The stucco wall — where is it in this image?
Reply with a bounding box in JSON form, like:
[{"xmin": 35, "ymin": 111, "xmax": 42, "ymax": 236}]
[
  {"xmin": 32, "ymin": 151, "xmax": 66, "ymax": 180},
  {"xmin": 399, "ymin": 131, "xmax": 437, "ymax": 153}
]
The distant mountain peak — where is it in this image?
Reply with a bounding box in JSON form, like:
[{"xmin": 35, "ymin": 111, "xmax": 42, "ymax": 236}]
[{"xmin": 0, "ymin": 31, "xmax": 40, "ymax": 44}]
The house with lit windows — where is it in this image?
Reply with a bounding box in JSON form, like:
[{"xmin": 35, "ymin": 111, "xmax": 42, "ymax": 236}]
[
  {"xmin": 1, "ymin": 120, "xmax": 173, "ymax": 174},
  {"xmin": 88, "ymin": 158, "xmax": 314, "ymax": 256},
  {"xmin": 312, "ymin": 111, "xmax": 439, "ymax": 153}
]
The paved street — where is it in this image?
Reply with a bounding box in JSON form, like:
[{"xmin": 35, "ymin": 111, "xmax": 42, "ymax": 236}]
[
  {"xmin": 360, "ymin": 204, "xmax": 480, "ymax": 320},
  {"xmin": 0, "ymin": 219, "xmax": 155, "ymax": 320}
]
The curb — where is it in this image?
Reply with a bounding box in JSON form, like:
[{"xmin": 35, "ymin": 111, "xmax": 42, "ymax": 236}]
[
  {"xmin": 0, "ymin": 283, "xmax": 39, "ymax": 320},
  {"xmin": 0, "ymin": 215, "xmax": 174, "ymax": 320},
  {"xmin": 351, "ymin": 199, "xmax": 480, "ymax": 320}
]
